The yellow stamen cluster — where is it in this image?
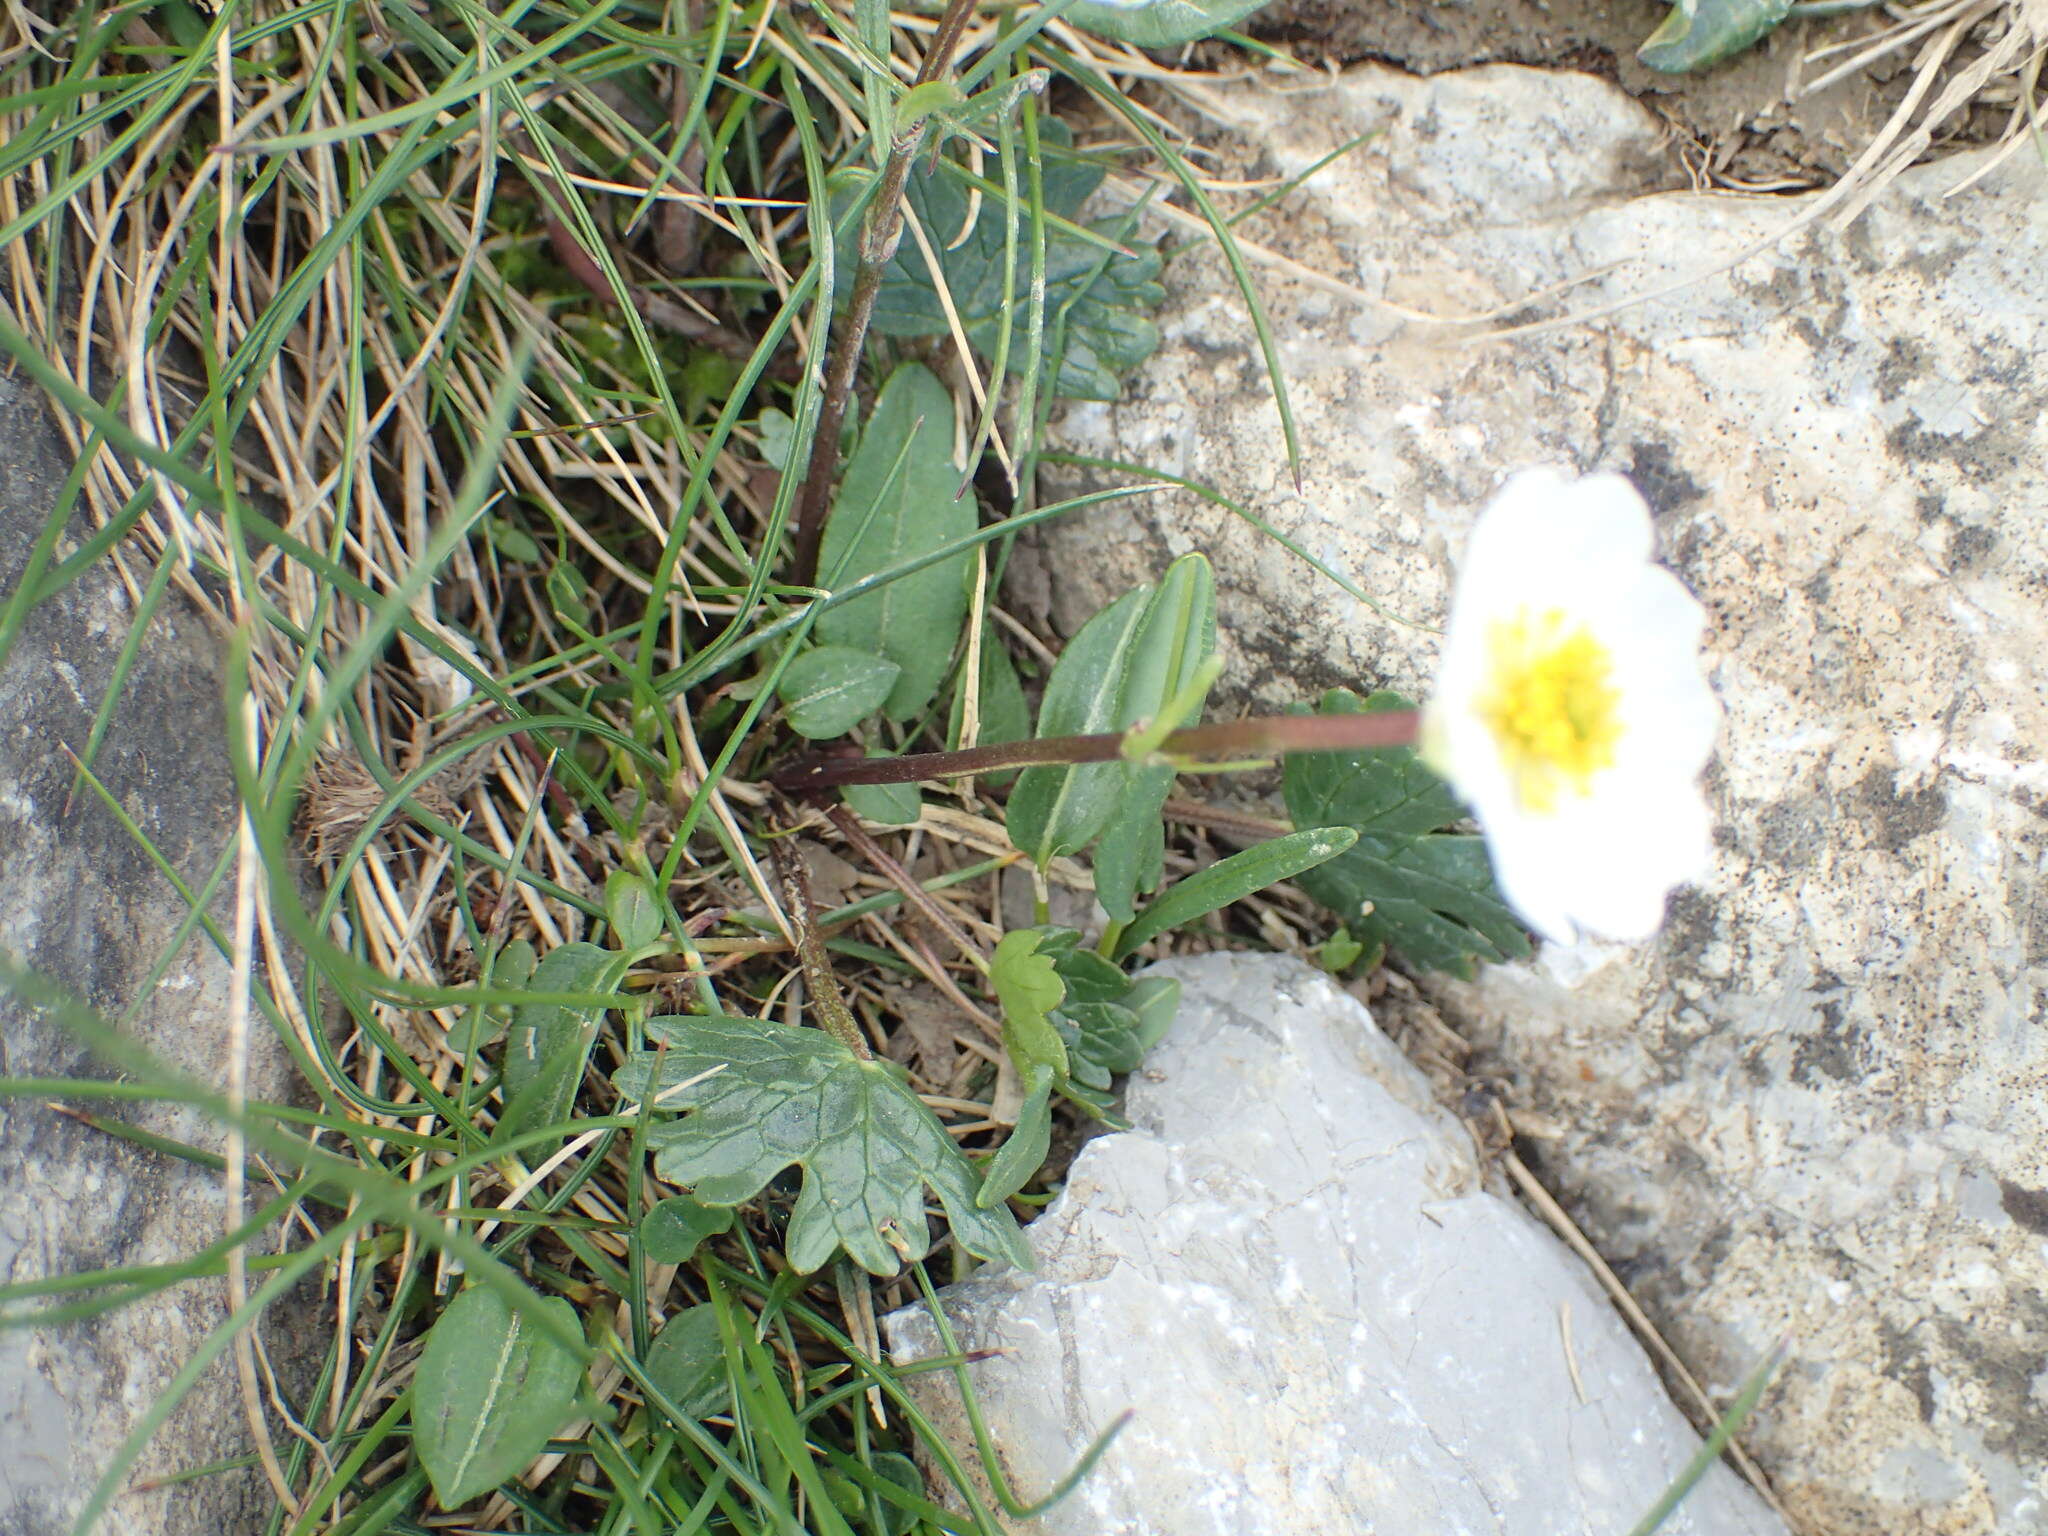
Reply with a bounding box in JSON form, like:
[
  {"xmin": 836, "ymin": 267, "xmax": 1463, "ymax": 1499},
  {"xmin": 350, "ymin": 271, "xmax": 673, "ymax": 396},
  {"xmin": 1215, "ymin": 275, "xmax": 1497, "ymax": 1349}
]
[{"xmin": 1479, "ymin": 608, "xmax": 1623, "ymax": 813}]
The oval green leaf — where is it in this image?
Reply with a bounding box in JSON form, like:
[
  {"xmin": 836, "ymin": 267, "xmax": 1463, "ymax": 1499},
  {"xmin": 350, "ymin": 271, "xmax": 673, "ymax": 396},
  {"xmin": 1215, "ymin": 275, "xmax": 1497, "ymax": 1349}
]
[
  {"xmin": 605, "ymin": 870, "xmax": 663, "ymax": 951},
  {"xmin": 948, "ymin": 627, "xmax": 1032, "ymax": 787},
  {"xmin": 841, "ymin": 759, "xmax": 921, "ymax": 826},
  {"xmin": 1126, "ymin": 974, "xmax": 1181, "ymax": 1057},
  {"xmin": 977, "ymin": 1072, "xmax": 1054, "ymax": 1209},
  {"xmin": 413, "ymin": 1284, "xmax": 584, "ymax": 1509},
  {"xmin": 1094, "ymin": 554, "xmax": 1216, "ymax": 921},
  {"xmin": 1005, "ymin": 585, "xmax": 1149, "ymax": 868},
  {"xmin": 1638, "ymin": 0, "xmax": 1792, "ymax": 72},
  {"xmin": 642, "ymin": 1304, "xmax": 732, "ymax": 1421},
  {"xmin": 778, "ymin": 644, "xmax": 902, "ymax": 739},
  {"xmin": 816, "ymin": 364, "xmax": 974, "ymax": 722},
  {"xmin": 498, "ymin": 941, "xmax": 618, "ymax": 1145}
]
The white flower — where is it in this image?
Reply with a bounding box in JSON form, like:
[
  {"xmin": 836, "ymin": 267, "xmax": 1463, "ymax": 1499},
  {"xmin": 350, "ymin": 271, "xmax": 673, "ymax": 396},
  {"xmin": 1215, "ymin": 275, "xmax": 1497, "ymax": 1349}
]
[{"xmin": 1421, "ymin": 467, "xmax": 1718, "ymax": 945}]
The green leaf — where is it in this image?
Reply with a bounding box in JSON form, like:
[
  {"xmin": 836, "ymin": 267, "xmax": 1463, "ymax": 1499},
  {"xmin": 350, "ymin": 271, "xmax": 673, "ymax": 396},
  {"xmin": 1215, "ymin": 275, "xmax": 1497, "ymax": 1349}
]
[
  {"xmin": 1001, "ymin": 930, "xmax": 1177, "ymax": 1096},
  {"xmin": 1638, "ymin": 0, "xmax": 1791, "ymax": 72},
  {"xmin": 1092, "ymin": 790, "xmax": 1167, "ymax": 925},
  {"xmin": 778, "ymin": 644, "xmax": 902, "ymax": 739},
  {"xmin": 605, "ymin": 871, "xmax": 663, "ymax": 951},
  {"xmin": 1318, "ymin": 925, "xmax": 1368, "ymax": 975},
  {"xmin": 816, "ymin": 364, "xmax": 975, "ymax": 722},
  {"xmin": 1110, "ymin": 826, "xmax": 1359, "ymax": 961},
  {"xmin": 1053, "ymin": 1001, "xmax": 1142, "ymax": 1087},
  {"xmin": 866, "ymin": 1451, "xmax": 926, "ymax": 1536},
  {"xmin": 1006, "ymin": 586, "xmax": 1149, "ymax": 868},
  {"xmin": 641, "ymin": 1304, "xmax": 731, "ymax": 1421},
  {"xmin": 637, "ymin": 1196, "xmax": 735, "ymax": 1265},
  {"xmin": 612, "ymin": 1015, "xmax": 1030, "ymax": 1277},
  {"xmin": 844, "ymin": 122, "xmax": 1165, "ymax": 401},
  {"xmin": 895, "ymin": 78, "xmax": 966, "ymax": 130},
  {"xmin": 498, "ymin": 942, "xmax": 617, "ymax": 1144},
  {"xmin": 1311, "ymin": 834, "xmax": 1533, "ymax": 980},
  {"xmin": 990, "ymin": 928, "xmax": 1069, "ymax": 1081},
  {"xmin": 1093, "ymin": 553, "xmax": 1216, "ymax": 922},
  {"xmin": 1066, "ymin": 0, "xmax": 1273, "ymax": 46},
  {"xmin": 756, "ymin": 407, "xmax": 796, "ymax": 470},
  {"xmin": 1284, "ymin": 690, "xmax": 1468, "ymax": 839},
  {"xmin": 1125, "ymin": 975, "xmax": 1180, "ymax": 1057},
  {"xmin": 842, "ymin": 754, "xmax": 921, "ymax": 826},
  {"xmin": 1282, "ymin": 689, "xmax": 1534, "ymax": 978},
  {"xmin": 547, "ymin": 563, "xmax": 592, "ymax": 630},
  {"xmin": 494, "ymin": 938, "xmax": 537, "ymax": 989},
  {"xmin": 977, "ymin": 1071, "xmax": 1053, "ymax": 1209},
  {"xmin": 1047, "ymin": 941, "xmax": 1126, "ymax": 1007},
  {"xmin": 413, "ymin": 1284, "xmax": 584, "ymax": 1509},
  {"xmin": 920, "ymin": 68, "xmax": 1052, "ymax": 146},
  {"xmin": 458, "ymin": 936, "xmax": 533, "ymax": 1055},
  {"xmin": 157, "ymin": 0, "xmax": 214, "ymax": 51},
  {"xmin": 487, "ymin": 516, "xmax": 543, "ymax": 565}
]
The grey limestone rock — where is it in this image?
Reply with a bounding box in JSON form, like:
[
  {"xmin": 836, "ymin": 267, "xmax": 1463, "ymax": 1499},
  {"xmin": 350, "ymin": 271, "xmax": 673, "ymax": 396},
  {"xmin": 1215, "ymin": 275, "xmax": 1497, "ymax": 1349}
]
[
  {"xmin": 887, "ymin": 952, "xmax": 1788, "ymax": 1536},
  {"xmin": 1034, "ymin": 64, "xmax": 2048, "ymax": 1535},
  {"xmin": 0, "ymin": 376, "xmax": 305, "ymax": 1535}
]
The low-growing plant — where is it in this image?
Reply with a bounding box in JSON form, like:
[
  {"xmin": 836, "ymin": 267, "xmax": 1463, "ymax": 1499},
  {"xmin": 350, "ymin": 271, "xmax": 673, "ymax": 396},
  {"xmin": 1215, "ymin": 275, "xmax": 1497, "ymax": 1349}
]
[{"xmin": 0, "ymin": 1, "xmax": 1763, "ymax": 1532}]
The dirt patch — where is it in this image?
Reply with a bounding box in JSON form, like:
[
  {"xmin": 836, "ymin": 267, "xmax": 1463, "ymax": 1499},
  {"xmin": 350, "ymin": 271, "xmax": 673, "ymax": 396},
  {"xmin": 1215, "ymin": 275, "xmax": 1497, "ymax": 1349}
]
[{"xmin": 1238, "ymin": 0, "xmax": 2023, "ymax": 188}]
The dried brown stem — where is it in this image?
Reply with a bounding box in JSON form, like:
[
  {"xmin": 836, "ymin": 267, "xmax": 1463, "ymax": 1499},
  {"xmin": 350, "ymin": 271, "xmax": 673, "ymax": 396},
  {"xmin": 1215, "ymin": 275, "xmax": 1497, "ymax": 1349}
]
[
  {"xmin": 828, "ymin": 803, "xmax": 987, "ymax": 973},
  {"xmin": 787, "ymin": 0, "xmax": 982, "ymax": 585},
  {"xmin": 767, "ymin": 832, "xmax": 870, "ymax": 1058}
]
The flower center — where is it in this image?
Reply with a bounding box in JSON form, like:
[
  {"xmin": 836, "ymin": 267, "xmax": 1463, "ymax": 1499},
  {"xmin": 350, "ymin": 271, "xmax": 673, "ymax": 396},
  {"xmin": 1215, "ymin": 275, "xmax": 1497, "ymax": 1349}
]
[{"xmin": 1479, "ymin": 608, "xmax": 1622, "ymax": 813}]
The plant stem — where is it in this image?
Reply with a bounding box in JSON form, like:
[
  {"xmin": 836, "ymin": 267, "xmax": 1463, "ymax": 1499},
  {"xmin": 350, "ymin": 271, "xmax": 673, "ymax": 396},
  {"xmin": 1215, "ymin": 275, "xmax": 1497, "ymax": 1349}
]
[
  {"xmin": 767, "ymin": 831, "xmax": 870, "ymax": 1058},
  {"xmin": 772, "ymin": 709, "xmax": 1422, "ymax": 793},
  {"xmin": 788, "ymin": 0, "xmax": 981, "ymax": 586}
]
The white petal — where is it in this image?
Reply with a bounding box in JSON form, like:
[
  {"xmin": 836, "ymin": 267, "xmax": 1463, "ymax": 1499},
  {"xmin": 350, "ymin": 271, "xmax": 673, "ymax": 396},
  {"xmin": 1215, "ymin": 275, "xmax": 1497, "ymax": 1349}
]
[
  {"xmin": 1457, "ymin": 469, "xmax": 1656, "ymax": 609},
  {"xmin": 1477, "ymin": 772, "xmax": 1710, "ymax": 945}
]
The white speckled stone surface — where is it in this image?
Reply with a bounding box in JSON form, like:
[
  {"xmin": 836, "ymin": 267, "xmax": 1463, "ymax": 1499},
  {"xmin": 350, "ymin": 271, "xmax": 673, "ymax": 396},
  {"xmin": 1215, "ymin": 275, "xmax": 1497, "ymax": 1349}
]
[
  {"xmin": 887, "ymin": 952, "xmax": 1786, "ymax": 1536},
  {"xmin": 1032, "ymin": 63, "xmax": 2048, "ymax": 1535}
]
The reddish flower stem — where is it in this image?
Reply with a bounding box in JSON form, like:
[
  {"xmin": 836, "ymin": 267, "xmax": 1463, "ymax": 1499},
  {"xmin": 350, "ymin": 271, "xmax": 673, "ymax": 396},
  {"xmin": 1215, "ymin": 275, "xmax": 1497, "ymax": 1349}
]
[{"xmin": 770, "ymin": 709, "xmax": 1421, "ymax": 795}]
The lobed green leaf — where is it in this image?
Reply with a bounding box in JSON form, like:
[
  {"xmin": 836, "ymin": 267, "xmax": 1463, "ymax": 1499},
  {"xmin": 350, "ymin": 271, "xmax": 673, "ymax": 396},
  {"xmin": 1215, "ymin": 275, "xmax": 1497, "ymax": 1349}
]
[
  {"xmin": 613, "ymin": 1015, "xmax": 1030, "ymax": 1277},
  {"xmin": 990, "ymin": 929, "xmax": 1071, "ymax": 1082},
  {"xmin": 1282, "ymin": 689, "xmax": 1532, "ymax": 978}
]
